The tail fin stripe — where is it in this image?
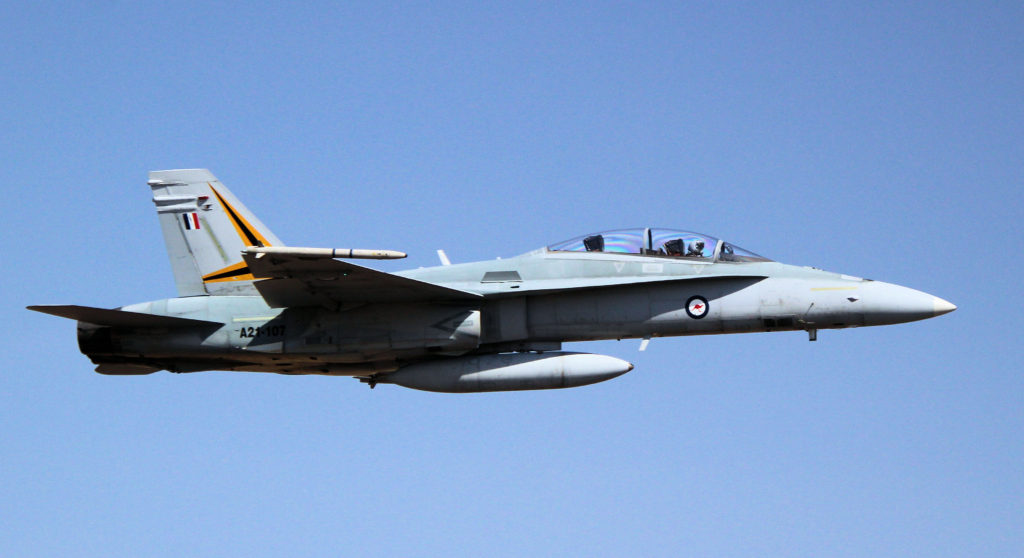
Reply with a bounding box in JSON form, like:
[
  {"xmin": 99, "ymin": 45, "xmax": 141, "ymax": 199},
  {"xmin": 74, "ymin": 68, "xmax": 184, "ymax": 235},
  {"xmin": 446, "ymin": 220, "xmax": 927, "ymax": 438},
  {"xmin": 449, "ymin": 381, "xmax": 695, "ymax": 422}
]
[
  {"xmin": 211, "ymin": 186, "xmax": 271, "ymax": 248},
  {"xmin": 202, "ymin": 260, "xmax": 255, "ymax": 283},
  {"xmin": 203, "ymin": 267, "xmax": 255, "ymax": 282}
]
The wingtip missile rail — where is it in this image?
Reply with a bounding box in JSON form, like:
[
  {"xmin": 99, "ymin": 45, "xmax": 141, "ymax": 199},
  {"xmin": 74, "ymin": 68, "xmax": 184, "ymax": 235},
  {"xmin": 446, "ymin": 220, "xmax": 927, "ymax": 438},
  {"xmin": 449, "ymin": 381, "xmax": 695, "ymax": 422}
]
[{"xmin": 243, "ymin": 246, "xmax": 407, "ymax": 260}]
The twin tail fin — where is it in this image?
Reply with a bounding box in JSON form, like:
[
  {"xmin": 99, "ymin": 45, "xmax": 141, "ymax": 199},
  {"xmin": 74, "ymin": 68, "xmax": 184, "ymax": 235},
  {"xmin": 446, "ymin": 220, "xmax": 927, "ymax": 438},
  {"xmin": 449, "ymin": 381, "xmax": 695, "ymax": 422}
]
[{"xmin": 148, "ymin": 169, "xmax": 283, "ymax": 296}]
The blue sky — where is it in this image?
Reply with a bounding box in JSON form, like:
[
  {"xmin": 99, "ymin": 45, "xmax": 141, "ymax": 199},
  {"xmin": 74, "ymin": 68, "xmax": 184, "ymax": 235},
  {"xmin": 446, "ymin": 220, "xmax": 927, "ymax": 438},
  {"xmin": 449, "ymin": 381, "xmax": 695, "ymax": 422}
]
[{"xmin": 2, "ymin": 2, "xmax": 1022, "ymax": 556}]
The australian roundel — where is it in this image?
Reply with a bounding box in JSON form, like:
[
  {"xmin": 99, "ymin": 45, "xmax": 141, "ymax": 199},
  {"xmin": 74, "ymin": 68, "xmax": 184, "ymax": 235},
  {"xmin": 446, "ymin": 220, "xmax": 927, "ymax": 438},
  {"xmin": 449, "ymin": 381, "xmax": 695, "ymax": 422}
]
[{"xmin": 686, "ymin": 295, "xmax": 709, "ymax": 319}]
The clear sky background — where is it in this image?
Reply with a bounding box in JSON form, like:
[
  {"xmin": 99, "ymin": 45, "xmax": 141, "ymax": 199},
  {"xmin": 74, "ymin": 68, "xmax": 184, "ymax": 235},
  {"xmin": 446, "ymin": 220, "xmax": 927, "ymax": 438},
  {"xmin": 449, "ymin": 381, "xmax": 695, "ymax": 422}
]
[{"xmin": 2, "ymin": 2, "xmax": 1021, "ymax": 556}]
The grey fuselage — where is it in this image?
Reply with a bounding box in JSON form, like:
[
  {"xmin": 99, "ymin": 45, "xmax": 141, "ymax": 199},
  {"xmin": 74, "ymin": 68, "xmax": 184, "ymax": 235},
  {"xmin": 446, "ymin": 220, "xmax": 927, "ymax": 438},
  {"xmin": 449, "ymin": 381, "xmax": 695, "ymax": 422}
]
[{"xmin": 82, "ymin": 248, "xmax": 951, "ymax": 375}]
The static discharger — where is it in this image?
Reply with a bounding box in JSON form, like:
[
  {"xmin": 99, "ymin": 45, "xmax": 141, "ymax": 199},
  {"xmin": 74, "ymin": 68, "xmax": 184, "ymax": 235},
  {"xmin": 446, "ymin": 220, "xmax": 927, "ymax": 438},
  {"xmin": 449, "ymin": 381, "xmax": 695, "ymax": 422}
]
[{"xmin": 243, "ymin": 246, "xmax": 407, "ymax": 260}]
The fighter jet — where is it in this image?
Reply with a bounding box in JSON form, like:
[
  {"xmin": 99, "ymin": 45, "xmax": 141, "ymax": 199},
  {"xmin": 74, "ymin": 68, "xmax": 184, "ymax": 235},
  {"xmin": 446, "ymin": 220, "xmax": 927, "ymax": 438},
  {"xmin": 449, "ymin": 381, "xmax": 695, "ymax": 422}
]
[{"xmin": 29, "ymin": 169, "xmax": 956, "ymax": 392}]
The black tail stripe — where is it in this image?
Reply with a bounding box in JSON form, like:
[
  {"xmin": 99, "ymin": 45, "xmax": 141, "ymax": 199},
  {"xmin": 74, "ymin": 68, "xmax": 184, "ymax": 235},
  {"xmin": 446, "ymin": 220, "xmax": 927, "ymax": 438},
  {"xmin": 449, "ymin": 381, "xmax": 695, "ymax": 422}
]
[
  {"xmin": 213, "ymin": 189, "xmax": 261, "ymax": 247},
  {"xmin": 203, "ymin": 266, "xmax": 252, "ymax": 281}
]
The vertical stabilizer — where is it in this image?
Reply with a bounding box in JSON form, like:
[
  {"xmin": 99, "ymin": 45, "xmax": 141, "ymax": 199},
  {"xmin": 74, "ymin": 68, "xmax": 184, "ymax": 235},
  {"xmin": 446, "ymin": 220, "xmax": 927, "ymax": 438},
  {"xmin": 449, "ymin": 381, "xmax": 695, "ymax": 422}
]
[{"xmin": 148, "ymin": 169, "xmax": 283, "ymax": 296}]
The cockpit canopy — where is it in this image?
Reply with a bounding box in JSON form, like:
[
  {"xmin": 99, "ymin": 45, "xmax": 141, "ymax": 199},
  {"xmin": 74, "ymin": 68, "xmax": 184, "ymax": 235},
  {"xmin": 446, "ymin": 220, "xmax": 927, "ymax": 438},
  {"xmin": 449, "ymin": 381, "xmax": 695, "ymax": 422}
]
[{"xmin": 547, "ymin": 228, "xmax": 771, "ymax": 263}]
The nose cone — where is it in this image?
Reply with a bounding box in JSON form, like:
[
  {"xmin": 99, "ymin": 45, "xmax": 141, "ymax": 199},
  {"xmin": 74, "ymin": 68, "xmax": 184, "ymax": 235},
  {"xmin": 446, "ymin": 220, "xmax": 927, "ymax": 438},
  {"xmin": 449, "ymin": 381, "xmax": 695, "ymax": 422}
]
[
  {"xmin": 933, "ymin": 296, "xmax": 957, "ymax": 316},
  {"xmin": 861, "ymin": 282, "xmax": 956, "ymax": 326}
]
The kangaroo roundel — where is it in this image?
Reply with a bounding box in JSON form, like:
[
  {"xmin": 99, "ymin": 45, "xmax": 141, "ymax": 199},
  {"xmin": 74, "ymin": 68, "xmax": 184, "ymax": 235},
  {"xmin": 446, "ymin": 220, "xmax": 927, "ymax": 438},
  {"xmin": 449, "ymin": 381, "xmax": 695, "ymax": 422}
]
[{"xmin": 686, "ymin": 296, "xmax": 709, "ymax": 319}]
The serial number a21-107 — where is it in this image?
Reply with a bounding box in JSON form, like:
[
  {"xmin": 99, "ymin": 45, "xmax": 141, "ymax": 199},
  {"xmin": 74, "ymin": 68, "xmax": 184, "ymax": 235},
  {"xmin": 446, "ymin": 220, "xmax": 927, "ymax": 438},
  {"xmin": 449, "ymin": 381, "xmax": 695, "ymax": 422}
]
[{"xmin": 239, "ymin": 325, "xmax": 285, "ymax": 338}]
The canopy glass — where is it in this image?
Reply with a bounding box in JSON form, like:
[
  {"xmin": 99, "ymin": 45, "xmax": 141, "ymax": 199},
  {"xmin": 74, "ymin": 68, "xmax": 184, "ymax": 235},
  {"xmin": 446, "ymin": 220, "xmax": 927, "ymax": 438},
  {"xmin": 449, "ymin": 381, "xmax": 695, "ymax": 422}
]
[{"xmin": 547, "ymin": 228, "xmax": 771, "ymax": 263}]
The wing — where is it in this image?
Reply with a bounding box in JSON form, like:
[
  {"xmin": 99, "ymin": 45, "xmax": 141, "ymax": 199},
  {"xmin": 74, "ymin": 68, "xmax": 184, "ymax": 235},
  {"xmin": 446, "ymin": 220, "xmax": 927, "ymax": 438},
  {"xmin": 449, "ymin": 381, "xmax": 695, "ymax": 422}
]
[{"xmin": 242, "ymin": 252, "xmax": 481, "ymax": 308}]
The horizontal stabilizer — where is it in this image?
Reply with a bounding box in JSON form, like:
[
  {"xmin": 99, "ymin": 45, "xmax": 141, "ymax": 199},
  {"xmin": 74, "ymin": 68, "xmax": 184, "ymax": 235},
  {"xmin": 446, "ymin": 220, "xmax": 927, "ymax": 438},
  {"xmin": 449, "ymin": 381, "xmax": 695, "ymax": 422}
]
[
  {"xmin": 27, "ymin": 305, "xmax": 221, "ymax": 328},
  {"xmin": 95, "ymin": 363, "xmax": 162, "ymax": 375}
]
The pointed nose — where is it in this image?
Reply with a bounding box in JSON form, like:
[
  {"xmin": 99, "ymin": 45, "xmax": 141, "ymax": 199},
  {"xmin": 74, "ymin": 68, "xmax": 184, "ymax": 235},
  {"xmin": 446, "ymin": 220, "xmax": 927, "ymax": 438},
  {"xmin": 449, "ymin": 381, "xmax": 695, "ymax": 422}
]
[
  {"xmin": 932, "ymin": 296, "xmax": 957, "ymax": 316},
  {"xmin": 860, "ymin": 282, "xmax": 956, "ymax": 326}
]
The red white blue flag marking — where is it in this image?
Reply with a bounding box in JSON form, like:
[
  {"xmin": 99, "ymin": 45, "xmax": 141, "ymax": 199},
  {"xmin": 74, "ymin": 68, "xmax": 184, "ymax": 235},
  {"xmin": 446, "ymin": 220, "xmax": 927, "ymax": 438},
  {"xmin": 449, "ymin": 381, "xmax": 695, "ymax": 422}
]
[{"xmin": 182, "ymin": 212, "xmax": 201, "ymax": 230}]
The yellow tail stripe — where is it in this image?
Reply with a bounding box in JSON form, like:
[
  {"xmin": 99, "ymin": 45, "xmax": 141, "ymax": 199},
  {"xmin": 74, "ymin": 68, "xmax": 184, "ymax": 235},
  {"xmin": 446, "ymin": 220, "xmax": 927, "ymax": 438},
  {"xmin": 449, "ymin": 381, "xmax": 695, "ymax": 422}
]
[
  {"xmin": 210, "ymin": 184, "xmax": 273, "ymax": 248},
  {"xmin": 202, "ymin": 260, "xmax": 254, "ymax": 283}
]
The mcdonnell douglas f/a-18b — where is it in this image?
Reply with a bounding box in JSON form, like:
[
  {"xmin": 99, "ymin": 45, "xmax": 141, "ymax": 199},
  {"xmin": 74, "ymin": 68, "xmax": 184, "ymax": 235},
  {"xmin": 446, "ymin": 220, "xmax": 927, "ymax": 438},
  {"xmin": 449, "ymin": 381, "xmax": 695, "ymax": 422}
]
[{"xmin": 29, "ymin": 170, "xmax": 956, "ymax": 392}]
